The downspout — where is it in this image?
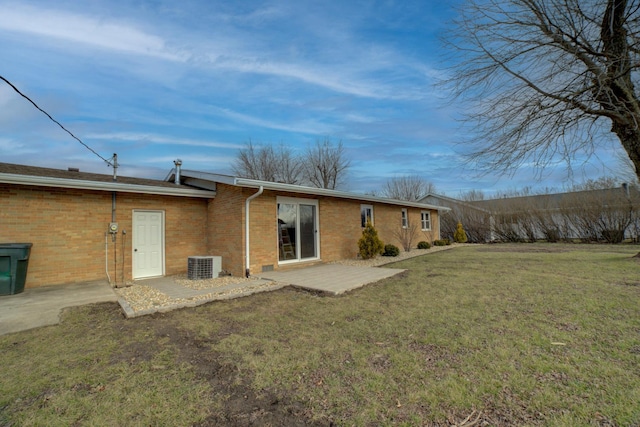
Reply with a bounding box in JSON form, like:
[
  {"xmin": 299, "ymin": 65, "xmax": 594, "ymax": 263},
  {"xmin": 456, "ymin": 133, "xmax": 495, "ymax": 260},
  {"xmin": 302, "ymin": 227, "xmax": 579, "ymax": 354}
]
[
  {"xmin": 108, "ymin": 153, "xmax": 117, "ymax": 285},
  {"xmin": 245, "ymin": 186, "xmax": 264, "ymax": 277},
  {"xmin": 105, "ymin": 232, "xmax": 111, "ymax": 284}
]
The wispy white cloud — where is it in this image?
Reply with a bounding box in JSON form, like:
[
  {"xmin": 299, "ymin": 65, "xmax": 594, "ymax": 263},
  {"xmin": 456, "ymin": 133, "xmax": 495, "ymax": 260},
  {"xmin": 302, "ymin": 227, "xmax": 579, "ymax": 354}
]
[
  {"xmin": 0, "ymin": 3, "xmax": 432, "ymax": 100},
  {"xmin": 85, "ymin": 132, "xmax": 243, "ymax": 149},
  {"xmin": 209, "ymin": 56, "xmax": 401, "ymax": 100},
  {"xmin": 0, "ymin": 4, "xmax": 186, "ymax": 61},
  {"xmin": 212, "ymin": 107, "xmax": 335, "ymax": 135}
]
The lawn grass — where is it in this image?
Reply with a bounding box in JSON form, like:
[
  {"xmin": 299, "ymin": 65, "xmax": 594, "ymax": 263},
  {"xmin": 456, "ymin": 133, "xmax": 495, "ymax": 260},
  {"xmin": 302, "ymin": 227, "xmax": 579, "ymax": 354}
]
[{"xmin": 1, "ymin": 243, "xmax": 639, "ymax": 426}]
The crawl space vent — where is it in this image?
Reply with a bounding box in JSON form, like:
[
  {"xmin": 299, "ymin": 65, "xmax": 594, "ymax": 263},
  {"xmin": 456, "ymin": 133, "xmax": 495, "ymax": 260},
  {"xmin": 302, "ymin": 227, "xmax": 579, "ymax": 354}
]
[{"xmin": 188, "ymin": 256, "xmax": 215, "ymax": 279}]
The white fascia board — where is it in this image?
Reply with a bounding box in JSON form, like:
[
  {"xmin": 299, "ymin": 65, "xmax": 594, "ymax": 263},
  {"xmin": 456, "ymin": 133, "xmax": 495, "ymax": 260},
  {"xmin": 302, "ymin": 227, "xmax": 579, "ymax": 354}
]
[
  {"xmin": 0, "ymin": 173, "xmax": 216, "ymax": 198},
  {"xmin": 176, "ymin": 169, "xmax": 449, "ymax": 211},
  {"xmin": 233, "ymin": 177, "xmax": 450, "ymax": 212}
]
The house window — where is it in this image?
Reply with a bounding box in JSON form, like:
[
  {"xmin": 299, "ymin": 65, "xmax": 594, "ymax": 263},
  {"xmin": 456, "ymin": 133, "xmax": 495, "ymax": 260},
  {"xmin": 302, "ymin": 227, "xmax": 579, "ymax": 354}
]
[
  {"xmin": 361, "ymin": 204, "xmax": 373, "ymax": 227},
  {"xmin": 421, "ymin": 211, "xmax": 431, "ymax": 230},
  {"xmin": 401, "ymin": 208, "xmax": 408, "ymax": 228}
]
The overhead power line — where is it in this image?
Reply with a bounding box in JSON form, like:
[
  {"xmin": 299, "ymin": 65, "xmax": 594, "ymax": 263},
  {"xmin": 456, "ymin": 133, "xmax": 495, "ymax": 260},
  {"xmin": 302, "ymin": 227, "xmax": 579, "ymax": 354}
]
[{"xmin": 0, "ymin": 74, "xmax": 113, "ymax": 167}]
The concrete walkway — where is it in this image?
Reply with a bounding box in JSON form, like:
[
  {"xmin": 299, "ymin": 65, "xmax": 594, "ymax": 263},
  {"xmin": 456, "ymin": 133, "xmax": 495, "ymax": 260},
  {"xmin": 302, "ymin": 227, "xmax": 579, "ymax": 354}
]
[
  {"xmin": 257, "ymin": 264, "xmax": 406, "ymax": 295},
  {"xmin": 0, "ymin": 281, "xmax": 117, "ymax": 335},
  {"xmin": 0, "ymin": 264, "xmax": 408, "ymax": 335}
]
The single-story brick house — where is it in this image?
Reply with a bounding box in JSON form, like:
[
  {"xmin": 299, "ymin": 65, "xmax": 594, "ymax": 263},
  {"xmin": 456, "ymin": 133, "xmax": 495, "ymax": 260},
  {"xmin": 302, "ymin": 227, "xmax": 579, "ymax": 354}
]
[{"xmin": 1, "ymin": 162, "xmax": 447, "ymax": 289}]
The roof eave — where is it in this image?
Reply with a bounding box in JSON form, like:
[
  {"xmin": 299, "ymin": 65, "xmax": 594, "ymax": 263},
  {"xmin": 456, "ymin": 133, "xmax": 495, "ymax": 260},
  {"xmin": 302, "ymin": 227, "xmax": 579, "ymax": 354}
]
[
  {"xmin": 0, "ymin": 173, "xmax": 216, "ymax": 198},
  {"xmin": 233, "ymin": 177, "xmax": 449, "ymax": 211},
  {"xmin": 173, "ymin": 170, "xmax": 449, "ymax": 211}
]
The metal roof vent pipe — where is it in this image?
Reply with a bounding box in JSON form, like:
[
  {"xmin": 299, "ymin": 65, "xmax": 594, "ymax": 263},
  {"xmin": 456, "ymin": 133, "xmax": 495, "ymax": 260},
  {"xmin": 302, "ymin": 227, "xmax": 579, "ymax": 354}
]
[{"xmin": 174, "ymin": 159, "xmax": 182, "ymax": 185}]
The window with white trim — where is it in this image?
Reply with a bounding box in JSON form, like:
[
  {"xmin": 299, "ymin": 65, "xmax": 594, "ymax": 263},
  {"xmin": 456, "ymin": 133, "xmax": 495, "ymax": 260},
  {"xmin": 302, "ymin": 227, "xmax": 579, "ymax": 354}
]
[
  {"xmin": 421, "ymin": 211, "xmax": 431, "ymax": 230},
  {"xmin": 401, "ymin": 208, "xmax": 408, "ymax": 228},
  {"xmin": 361, "ymin": 204, "xmax": 373, "ymax": 227}
]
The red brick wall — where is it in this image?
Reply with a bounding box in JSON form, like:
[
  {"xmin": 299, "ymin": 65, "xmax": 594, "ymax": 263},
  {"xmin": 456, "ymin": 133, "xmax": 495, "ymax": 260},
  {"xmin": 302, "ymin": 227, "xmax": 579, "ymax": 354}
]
[{"xmin": 0, "ymin": 184, "xmax": 208, "ymax": 288}]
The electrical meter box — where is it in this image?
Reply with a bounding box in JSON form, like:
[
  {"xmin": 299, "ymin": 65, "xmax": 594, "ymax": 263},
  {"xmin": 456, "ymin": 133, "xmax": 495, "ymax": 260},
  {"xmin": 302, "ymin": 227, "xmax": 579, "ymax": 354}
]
[{"xmin": 108, "ymin": 222, "xmax": 119, "ymax": 233}]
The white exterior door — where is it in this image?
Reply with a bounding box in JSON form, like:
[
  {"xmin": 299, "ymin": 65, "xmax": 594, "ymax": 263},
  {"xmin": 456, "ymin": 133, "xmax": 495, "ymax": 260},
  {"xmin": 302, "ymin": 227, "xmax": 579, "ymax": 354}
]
[{"xmin": 132, "ymin": 210, "xmax": 164, "ymax": 279}]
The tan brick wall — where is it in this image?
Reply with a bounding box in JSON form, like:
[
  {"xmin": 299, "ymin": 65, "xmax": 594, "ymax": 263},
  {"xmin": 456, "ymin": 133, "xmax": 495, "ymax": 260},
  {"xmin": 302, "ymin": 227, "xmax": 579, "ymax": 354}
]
[
  {"xmin": 0, "ymin": 184, "xmax": 208, "ymax": 288},
  {"xmin": 373, "ymin": 205, "xmax": 439, "ymax": 248},
  {"xmin": 2, "ymin": 181, "xmax": 443, "ymax": 288},
  {"xmin": 207, "ymin": 184, "xmax": 246, "ymax": 277},
  {"xmin": 248, "ymin": 190, "xmax": 278, "ymax": 274},
  {"xmin": 231, "ymin": 190, "xmax": 441, "ymax": 274}
]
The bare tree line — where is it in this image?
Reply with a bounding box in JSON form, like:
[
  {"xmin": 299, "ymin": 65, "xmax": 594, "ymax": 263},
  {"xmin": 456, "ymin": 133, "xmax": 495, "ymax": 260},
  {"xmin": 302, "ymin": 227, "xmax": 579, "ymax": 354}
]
[
  {"xmin": 441, "ymin": 184, "xmax": 640, "ymax": 244},
  {"xmin": 232, "ymin": 139, "xmax": 350, "ymax": 190}
]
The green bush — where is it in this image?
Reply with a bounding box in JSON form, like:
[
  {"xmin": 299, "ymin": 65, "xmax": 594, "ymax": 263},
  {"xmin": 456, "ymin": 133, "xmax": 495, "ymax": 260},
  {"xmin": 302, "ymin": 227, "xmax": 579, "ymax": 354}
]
[
  {"xmin": 417, "ymin": 241, "xmax": 431, "ymax": 249},
  {"xmin": 454, "ymin": 222, "xmax": 468, "ymax": 243},
  {"xmin": 433, "ymin": 239, "xmax": 447, "ymax": 246},
  {"xmin": 382, "ymin": 244, "xmax": 400, "ymax": 257},
  {"xmin": 358, "ymin": 221, "xmax": 384, "ymax": 259}
]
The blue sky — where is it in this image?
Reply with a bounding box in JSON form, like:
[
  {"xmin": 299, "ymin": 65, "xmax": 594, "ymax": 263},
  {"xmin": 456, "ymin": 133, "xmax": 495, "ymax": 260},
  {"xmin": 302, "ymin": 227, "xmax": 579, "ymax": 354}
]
[{"xmin": 0, "ymin": 0, "xmax": 632, "ymax": 197}]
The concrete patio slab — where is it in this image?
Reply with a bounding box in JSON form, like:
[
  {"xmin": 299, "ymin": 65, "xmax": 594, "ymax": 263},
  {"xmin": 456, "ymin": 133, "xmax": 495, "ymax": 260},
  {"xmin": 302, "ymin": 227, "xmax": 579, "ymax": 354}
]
[
  {"xmin": 257, "ymin": 264, "xmax": 406, "ymax": 295},
  {"xmin": 0, "ymin": 261, "xmax": 415, "ymax": 335},
  {"xmin": 0, "ymin": 281, "xmax": 117, "ymax": 335}
]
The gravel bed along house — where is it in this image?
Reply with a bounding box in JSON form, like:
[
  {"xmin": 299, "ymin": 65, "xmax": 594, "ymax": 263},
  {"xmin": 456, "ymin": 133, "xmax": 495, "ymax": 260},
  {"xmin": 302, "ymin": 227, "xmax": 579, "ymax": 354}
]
[
  {"xmin": 116, "ymin": 244, "xmax": 462, "ymax": 316},
  {"xmin": 115, "ymin": 277, "xmax": 285, "ymax": 316}
]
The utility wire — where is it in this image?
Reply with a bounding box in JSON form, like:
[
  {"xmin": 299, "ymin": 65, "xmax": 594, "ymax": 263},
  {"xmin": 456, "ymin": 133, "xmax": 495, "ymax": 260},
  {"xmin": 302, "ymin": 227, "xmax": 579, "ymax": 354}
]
[{"xmin": 0, "ymin": 74, "xmax": 113, "ymax": 167}]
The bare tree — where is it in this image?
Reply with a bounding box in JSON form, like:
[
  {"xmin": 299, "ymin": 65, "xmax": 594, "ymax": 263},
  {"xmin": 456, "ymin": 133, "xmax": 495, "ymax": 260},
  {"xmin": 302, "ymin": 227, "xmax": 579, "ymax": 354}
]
[
  {"xmin": 441, "ymin": 204, "xmax": 492, "ymax": 242},
  {"xmin": 458, "ymin": 189, "xmax": 485, "ymax": 202},
  {"xmin": 232, "ymin": 141, "xmax": 303, "ymax": 184},
  {"xmin": 382, "ymin": 175, "xmax": 436, "ymax": 201},
  {"xmin": 568, "ymin": 176, "xmax": 621, "ymax": 191},
  {"xmin": 447, "ymin": 0, "xmax": 640, "ymax": 182},
  {"xmin": 303, "ymin": 139, "xmax": 351, "ymax": 189},
  {"xmin": 392, "ymin": 218, "xmax": 420, "ymax": 252}
]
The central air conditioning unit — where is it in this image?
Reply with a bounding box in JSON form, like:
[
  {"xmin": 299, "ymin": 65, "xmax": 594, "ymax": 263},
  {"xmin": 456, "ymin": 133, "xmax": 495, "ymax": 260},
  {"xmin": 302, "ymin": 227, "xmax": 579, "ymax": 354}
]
[{"xmin": 187, "ymin": 256, "xmax": 222, "ymax": 279}]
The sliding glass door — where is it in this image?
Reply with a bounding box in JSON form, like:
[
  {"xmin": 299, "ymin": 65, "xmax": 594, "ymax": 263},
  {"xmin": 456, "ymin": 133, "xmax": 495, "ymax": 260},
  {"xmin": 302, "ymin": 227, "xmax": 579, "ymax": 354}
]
[{"xmin": 277, "ymin": 197, "xmax": 319, "ymax": 263}]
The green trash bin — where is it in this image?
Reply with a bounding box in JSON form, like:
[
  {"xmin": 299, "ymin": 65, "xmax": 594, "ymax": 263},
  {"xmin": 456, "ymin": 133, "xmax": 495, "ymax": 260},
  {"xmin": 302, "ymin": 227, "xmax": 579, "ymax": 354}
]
[{"xmin": 0, "ymin": 243, "xmax": 33, "ymax": 296}]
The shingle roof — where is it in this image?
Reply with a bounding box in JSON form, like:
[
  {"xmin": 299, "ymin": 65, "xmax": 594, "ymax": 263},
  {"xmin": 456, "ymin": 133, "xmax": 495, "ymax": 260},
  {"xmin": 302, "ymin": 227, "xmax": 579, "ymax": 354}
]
[
  {"xmin": 0, "ymin": 162, "xmax": 180, "ymax": 189},
  {"xmin": 0, "ymin": 162, "xmax": 216, "ymax": 198}
]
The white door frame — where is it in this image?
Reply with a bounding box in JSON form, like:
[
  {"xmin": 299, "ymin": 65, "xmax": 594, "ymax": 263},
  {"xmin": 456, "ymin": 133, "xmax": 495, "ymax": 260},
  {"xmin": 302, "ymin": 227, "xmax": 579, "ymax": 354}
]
[
  {"xmin": 277, "ymin": 196, "xmax": 320, "ymax": 264},
  {"xmin": 132, "ymin": 209, "xmax": 165, "ymax": 279}
]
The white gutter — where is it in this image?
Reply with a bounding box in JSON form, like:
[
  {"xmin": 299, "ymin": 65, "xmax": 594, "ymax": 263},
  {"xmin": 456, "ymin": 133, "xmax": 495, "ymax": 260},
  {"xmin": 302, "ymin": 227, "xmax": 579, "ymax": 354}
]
[
  {"xmin": 172, "ymin": 170, "xmax": 449, "ymax": 212},
  {"xmin": 244, "ymin": 185, "xmax": 264, "ymax": 277},
  {"xmin": 232, "ymin": 177, "xmax": 449, "ymax": 211},
  {"xmin": 0, "ymin": 173, "xmax": 215, "ymax": 198}
]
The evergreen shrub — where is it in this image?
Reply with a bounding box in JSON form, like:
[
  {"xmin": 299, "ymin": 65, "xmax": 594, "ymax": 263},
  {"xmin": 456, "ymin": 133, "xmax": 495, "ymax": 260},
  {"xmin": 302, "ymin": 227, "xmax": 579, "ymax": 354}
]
[
  {"xmin": 417, "ymin": 241, "xmax": 431, "ymax": 249},
  {"xmin": 358, "ymin": 221, "xmax": 384, "ymax": 259},
  {"xmin": 382, "ymin": 244, "xmax": 400, "ymax": 257},
  {"xmin": 454, "ymin": 222, "xmax": 468, "ymax": 243}
]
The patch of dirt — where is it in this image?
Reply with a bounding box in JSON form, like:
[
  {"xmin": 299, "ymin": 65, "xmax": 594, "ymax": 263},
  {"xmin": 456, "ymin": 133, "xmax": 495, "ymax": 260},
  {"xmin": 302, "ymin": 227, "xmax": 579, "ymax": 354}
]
[
  {"xmin": 368, "ymin": 353, "xmax": 392, "ymax": 372},
  {"xmin": 69, "ymin": 302, "xmax": 331, "ymax": 424},
  {"xmin": 408, "ymin": 342, "xmax": 461, "ymax": 369},
  {"xmin": 145, "ymin": 320, "xmax": 332, "ymax": 426}
]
